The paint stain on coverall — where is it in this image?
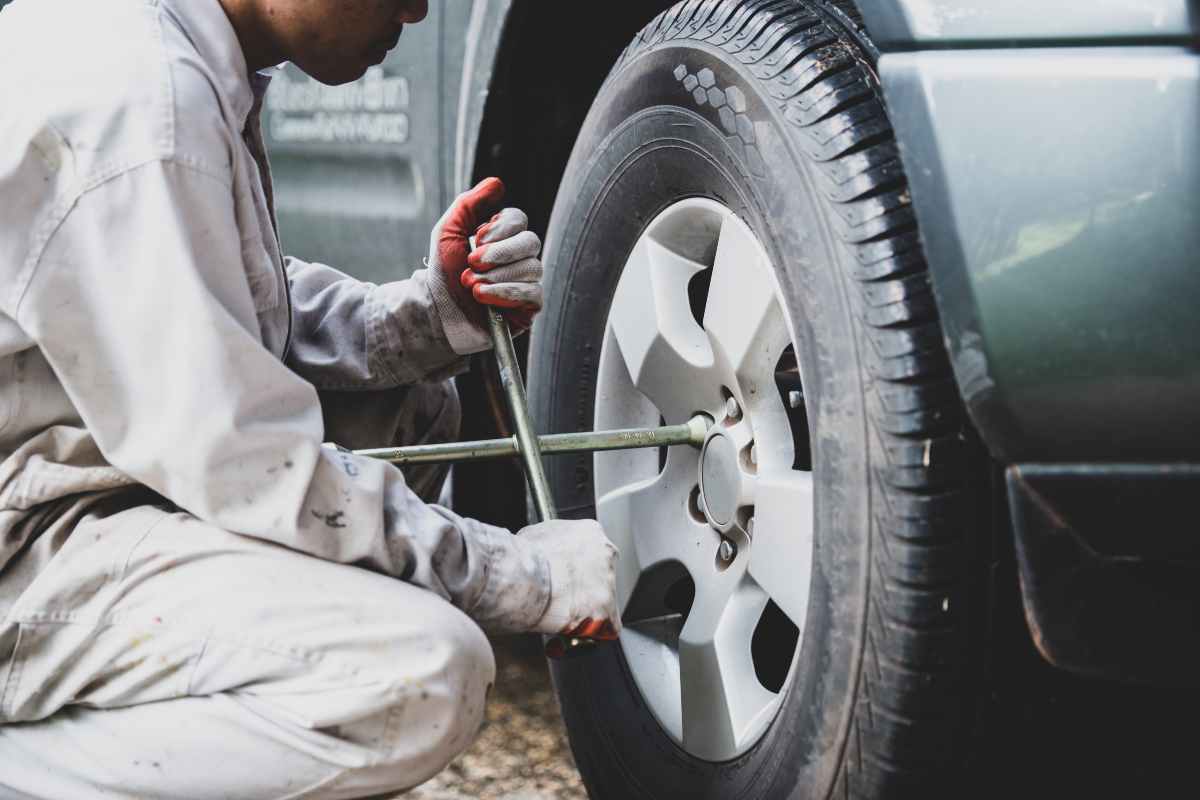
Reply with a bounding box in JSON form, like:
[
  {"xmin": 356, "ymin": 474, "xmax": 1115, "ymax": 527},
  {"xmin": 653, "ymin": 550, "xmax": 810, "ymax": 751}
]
[{"xmin": 312, "ymin": 509, "xmax": 348, "ymax": 528}]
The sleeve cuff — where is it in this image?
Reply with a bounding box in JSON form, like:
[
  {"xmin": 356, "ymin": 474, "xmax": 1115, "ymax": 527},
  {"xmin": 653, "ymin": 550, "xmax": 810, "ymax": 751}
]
[
  {"xmin": 367, "ymin": 271, "xmax": 471, "ymax": 384},
  {"xmin": 424, "ymin": 266, "xmax": 494, "ymax": 355},
  {"xmin": 462, "ymin": 521, "xmax": 552, "ymax": 633}
]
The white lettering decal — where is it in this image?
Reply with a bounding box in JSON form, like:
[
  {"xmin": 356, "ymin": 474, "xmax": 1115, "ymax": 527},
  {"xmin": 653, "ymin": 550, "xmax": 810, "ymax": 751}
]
[{"xmin": 266, "ymin": 67, "xmax": 411, "ymax": 145}]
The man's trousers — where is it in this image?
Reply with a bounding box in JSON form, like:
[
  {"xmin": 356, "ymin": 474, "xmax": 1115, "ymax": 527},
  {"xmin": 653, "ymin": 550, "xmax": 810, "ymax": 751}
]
[{"xmin": 0, "ymin": 383, "xmax": 494, "ymax": 799}]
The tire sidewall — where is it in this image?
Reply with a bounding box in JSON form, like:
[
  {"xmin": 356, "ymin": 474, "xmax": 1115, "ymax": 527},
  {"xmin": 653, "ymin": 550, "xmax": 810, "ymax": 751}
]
[{"xmin": 529, "ymin": 42, "xmax": 873, "ymax": 799}]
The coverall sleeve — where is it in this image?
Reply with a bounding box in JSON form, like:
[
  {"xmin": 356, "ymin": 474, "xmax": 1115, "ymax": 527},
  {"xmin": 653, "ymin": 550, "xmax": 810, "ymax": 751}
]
[
  {"xmin": 15, "ymin": 158, "xmax": 550, "ymax": 633},
  {"xmin": 284, "ymin": 257, "xmax": 469, "ymax": 389}
]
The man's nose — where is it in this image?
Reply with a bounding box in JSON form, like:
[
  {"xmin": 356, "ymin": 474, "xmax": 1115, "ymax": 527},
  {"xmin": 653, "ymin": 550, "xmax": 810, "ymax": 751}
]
[{"xmin": 396, "ymin": 0, "xmax": 429, "ymax": 23}]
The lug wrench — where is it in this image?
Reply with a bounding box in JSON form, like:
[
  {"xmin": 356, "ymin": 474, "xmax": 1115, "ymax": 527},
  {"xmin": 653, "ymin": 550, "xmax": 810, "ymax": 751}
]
[
  {"xmin": 351, "ymin": 310, "xmax": 710, "ymax": 657},
  {"xmin": 354, "ymin": 418, "xmax": 708, "ymax": 465}
]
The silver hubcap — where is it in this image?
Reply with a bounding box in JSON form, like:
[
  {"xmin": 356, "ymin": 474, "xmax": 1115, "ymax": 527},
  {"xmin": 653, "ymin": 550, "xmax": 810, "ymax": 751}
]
[
  {"xmin": 700, "ymin": 431, "xmax": 740, "ymax": 528},
  {"xmin": 593, "ymin": 199, "xmax": 814, "ymax": 762}
]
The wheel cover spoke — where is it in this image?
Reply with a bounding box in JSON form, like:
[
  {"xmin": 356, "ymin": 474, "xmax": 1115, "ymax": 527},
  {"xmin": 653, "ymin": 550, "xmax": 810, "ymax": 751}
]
[
  {"xmin": 679, "ymin": 574, "xmax": 779, "ymax": 761},
  {"xmin": 703, "ymin": 215, "xmax": 791, "ymax": 410},
  {"xmin": 609, "ymin": 235, "xmax": 719, "ymax": 421},
  {"xmin": 598, "ymin": 450, "xmax": 711, "ymax": 611},
  {"xmin": 748, "ymin": 469, "xmax": 815, "ymax": 629}
]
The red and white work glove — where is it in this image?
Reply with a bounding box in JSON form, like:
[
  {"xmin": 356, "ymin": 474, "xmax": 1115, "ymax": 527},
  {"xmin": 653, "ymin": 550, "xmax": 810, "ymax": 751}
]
[
  {"xmin": 426, "ymin": 177, "xmax": 544, "ymax": 354},
  {"xmin": 518, "ymin": 519, "xmax": 621, "ymax": 641}
]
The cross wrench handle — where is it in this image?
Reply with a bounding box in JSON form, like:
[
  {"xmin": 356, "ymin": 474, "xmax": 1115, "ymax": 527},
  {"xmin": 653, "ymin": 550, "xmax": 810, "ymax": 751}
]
[
  {"xmin": 486, "ymin": 308, "xmax": 557, "ymax": 521},
  {"xmin": 486, "ymin": 309, "xmax": 596, "ymax": 659}
]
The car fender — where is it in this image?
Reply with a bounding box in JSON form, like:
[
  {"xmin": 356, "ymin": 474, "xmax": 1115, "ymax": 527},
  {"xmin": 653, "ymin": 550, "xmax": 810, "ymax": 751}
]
[{"xmin": 856, "ymin": 1, "xmax": 1200, "ymax": 462}]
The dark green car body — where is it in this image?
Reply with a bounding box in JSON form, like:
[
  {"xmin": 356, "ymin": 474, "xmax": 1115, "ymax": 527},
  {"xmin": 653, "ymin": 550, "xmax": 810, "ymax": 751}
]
[
  {"xmin": 865, "ymin": 0, "xmax": 1200, "ymax": 465},
  {"xmin": 855, "ymin": 0, "xmax": 1200, "ymax": 684}
]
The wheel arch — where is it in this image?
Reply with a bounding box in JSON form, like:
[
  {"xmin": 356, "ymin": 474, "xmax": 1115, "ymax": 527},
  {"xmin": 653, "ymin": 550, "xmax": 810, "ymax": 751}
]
[{"xmin": 456, "ymin": 0, "xmax": 680, "ymax": 238}]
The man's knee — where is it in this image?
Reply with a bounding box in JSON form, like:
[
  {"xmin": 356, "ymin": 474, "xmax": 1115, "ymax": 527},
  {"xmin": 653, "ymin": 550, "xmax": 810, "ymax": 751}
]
[
  {"xmin": 312, "ymin": 594, "xmax": 494, "ymax": 796},
  {"xmin": 417, "ymin": 610, "xmax": 493, "ymax": 756},
  {"xmin": 337, "ymin": 607, "xmax": 494, "ymax": 794}
]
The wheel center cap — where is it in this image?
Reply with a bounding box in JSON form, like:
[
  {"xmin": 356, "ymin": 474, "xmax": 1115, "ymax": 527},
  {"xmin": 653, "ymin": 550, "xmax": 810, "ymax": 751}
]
[{"xmin": 699, "ymin": 432, "xmax": 739, "ymax": 528}]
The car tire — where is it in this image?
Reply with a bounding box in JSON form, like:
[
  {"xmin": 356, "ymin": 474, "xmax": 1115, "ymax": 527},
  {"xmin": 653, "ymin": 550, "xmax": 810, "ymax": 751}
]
[{"xmin": 527, "ymin": 1, "xmax": 990, "ymax": 797}]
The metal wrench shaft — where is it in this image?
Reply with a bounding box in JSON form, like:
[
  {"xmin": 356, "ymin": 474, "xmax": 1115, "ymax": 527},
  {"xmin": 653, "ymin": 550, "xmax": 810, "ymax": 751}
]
[
  {"xmin": 487, "ymin": 309, "xmax": 556, "ymax": 520},
  {"xmin": 353, "ymin": 418, "xmax": 707, "ymax": 465},
  {"xmin": 485, "ymin": 308, "xmax": 595, "ymax": 658}
]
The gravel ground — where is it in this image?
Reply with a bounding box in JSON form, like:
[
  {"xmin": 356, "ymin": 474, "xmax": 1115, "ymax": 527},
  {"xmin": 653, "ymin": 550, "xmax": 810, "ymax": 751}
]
[{"xmin": 406, "ymin": 635, "xmax": 587, "ymax": 800}]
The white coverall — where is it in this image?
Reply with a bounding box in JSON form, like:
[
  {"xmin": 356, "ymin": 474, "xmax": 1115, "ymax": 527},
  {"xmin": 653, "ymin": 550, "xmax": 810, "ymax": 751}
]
[{"xmin": 0, "ymin": 0, "xmax": 557, "ymax": 796}]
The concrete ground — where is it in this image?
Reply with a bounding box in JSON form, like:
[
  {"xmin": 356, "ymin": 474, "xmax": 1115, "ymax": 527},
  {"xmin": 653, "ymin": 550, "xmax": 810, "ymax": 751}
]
[{"xmin": 407, "ymin": 635, "xmax": 586, "ymax": 800}]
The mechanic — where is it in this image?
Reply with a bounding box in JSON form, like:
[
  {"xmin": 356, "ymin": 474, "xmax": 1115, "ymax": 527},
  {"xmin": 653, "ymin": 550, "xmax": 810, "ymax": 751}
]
[{"xmin": 0, "ymin": 0, "xmax": 619, "ymax": 797}]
